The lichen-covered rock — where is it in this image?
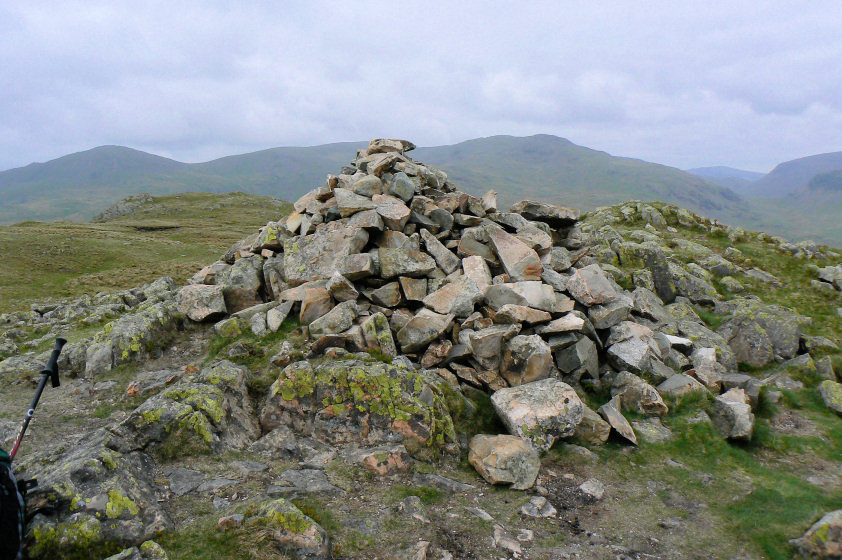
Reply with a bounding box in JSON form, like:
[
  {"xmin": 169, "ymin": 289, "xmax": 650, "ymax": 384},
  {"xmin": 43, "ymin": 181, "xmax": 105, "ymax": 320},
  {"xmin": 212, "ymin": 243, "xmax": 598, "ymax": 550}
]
[
  {"xmin": 260, "ymin": 360, "xmax": 462, "ymax": 457},
  {"xmin": 790, "ymin": 509, "xmax": 842, "ymax": 559},
  {"xmin": 819, "ymin": 380, "xmax": 842, "ymax": 416},
  {"xmin": 490, "ymin": 378, "xmax": 584, "ymax": 451},
  {"xmin": 361, "ymin": 312, "xmax": 397, "ymax": 357},
  {"xmin": 468, "ymin": 434, "xmax": 540, "ymax": 490},
  {"xmin": 23, "ymin": 432, "xmax": 169, "ymax": 559},
  {"xmin": 248, "ymin": 498, "xmax": 330, "ymax": 560},
  {"xmin": 110, "ymin": 361, "xmax": 259, "ymax": 456},
  {"xmin": 716, "ymin": 298, "xmax": 805, "ymax": 367}
]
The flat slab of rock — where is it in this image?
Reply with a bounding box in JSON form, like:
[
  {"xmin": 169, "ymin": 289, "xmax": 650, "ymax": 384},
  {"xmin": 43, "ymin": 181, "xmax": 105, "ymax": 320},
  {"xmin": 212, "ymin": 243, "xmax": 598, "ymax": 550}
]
[
  {"xmin": 598, "ymin": 397, "xmax": 637, "ymax": 445},
  {"xmin": 468, "ymin": 434, "xmax": 540, "ymax": 490},
  {"xmin": 488, "ymin": 227, "xmax": 543, "ymax": 281},
  {"xmin": 510, "ymin": 200, "xmax": 578, "ymax": 227},
  {"xmin": 491, "ymin": 378, "xmax": 584, "ymax": 451},
  {"xmin": 396, "ymin": 309, "xmax": 453, "ymax": 353}
]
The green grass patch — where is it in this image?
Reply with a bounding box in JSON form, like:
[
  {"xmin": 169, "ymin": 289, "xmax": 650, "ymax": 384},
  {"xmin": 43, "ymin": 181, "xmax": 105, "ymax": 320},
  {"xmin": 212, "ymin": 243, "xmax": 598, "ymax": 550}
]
[{"xmin": 388, "ymin": 484, "xmax": 445, "ymax": 505}]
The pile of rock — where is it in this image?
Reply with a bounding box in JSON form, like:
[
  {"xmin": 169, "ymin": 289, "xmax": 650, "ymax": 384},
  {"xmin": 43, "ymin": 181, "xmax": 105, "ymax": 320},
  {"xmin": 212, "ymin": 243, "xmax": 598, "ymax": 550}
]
[{"xmin": 174, "ymin": 140, "xmax": 774, "ymax": 485}]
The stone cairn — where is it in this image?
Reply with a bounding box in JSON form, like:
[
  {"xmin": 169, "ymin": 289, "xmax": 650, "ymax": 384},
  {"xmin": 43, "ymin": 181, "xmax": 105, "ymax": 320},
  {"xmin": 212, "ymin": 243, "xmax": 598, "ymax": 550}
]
[{"xmin": 178, "ymin": 139, "xmax": 749, "ymax": 488}]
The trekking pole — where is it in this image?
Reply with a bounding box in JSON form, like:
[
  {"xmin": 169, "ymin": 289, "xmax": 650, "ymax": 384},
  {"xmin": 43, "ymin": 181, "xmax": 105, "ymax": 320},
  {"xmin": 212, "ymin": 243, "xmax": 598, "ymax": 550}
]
[{"xmin": 9, "ymin": 338, "xmax": 66, "ymax": 461}]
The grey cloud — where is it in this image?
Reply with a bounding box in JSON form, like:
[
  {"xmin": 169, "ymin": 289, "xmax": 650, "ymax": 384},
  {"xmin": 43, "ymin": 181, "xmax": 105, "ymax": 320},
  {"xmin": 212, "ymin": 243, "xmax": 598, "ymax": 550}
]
[{"xmin": 1, "ymin": 1, "xmax": 841, "ymax": 172}]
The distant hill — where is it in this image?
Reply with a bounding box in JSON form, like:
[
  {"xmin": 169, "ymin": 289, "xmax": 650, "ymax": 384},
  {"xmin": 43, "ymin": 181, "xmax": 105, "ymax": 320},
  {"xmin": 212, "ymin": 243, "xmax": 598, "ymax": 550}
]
[
  {"xmin": 0, "ymin": 135, "xmax": 750, "ymax": 227},
  {"xmin": 743, "ymin": 151, "xmax": 842, "ymax": 197},
  {"xmin": 685, "ymin": 166, "xmax": 765, "ymax": 192}
]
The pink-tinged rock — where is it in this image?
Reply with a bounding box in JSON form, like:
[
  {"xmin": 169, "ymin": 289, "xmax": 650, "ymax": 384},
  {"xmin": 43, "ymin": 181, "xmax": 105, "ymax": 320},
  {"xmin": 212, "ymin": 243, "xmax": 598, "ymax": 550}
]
[
  {"xmin": 300, "ymin": 288, "xmax": 333, "ymax": 325},
  {"xmin": 376, "ymin": 202, "xmax": 411, "ymax": 230},
  {"xmin": 500, "ymin": 335, "xmax": 553, "ymax": 386},
  {"xmin": 490, "ymin": 378, "xmax": 584, "ymax": 451},
  {"xmin": 462, "ymin": 256, "xmax": 492, "ymax": 292},
  {"xmin": 422, "ymin": 276, "xmax": 483, "ymax": 318},
  {"xmin": 177, "ymin": 284, "xmax": 227, "ymax": 322},
  {"xmin": 488, "ymin": 227, "xmax": 543, "ymax": 281},
  {"xmin": 566, "ymin": 264, "xmax": 619, "ymax": 306},
  {"xmin": 399, "ymin": 277, "xmax": 427, "ymax": 301},
  {"xmin": 534, "ymin": 313, "xmax": 586, "ymax": 334},
  {"xmin": 493, "ymin": 304, "xmax": 551, "ymax": 324}
]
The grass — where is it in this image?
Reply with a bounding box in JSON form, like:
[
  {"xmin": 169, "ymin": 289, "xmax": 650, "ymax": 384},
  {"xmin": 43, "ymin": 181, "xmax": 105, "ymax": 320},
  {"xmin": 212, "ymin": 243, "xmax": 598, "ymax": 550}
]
[
  {"xmin": 0, "ymin": 192, "xmax": 291, "ymax": 312},
  {"xmin": 388, "ymin": 484, "xmax": 445, "ymax": 505}
]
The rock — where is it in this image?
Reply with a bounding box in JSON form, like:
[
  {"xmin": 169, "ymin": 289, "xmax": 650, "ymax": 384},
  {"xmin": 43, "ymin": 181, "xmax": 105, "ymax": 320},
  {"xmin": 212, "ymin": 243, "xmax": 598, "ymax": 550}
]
[
  {"xmin": 399, "ymin": 277, "xmax": 427, "ymax": 301},
  {"xmin": 267, "ymin": 301, "xmax": 294, "ymax": 332},
  {"xmin": 574, "ymin": 406, "xmax": 611, "ymax": 445},
  {"xmin": 362, "ymin": 313, "xmax": 398, "ymax": 357},
  {"xmin": 818, "ymin": 380, "xmax": 842, "ymax": 416},
  {"xmin": 216, "ymin": 255, "xmax": 264, "ymax": 313},
  {"xmin": 327, "ymin": 272, "xmax": 359, "ymax": 302},
  {"xmin": 490, "ymin": 378, "xmax": 584, "ymax": 451},
  {"xmin": 214, "ymin": 317, "xmax": 244, "ymax": 338},
  {"xmin": 716, "ymin": 298, "xmax": 804, "ymax": 367},
  {"xmin": 420, "ymin": 229, "xmax": 460, "ymax": 274},
  {"xmin": 309, "ymin": 301, "xmax": 358, "ymax": 336},
  {"xmin": 554, "ymin": 337, "xmax": 598, "ymax": 379},
  {"xmin": 657, "ymin": 373, "xmax": 706, "ymax": 397},
  {"xmin": 377, "ymin": 202, "xmax": 412, "ymax": 231},
  {"xmin": 631, "ymin": 418, "xmax": 673, "ymax": 443},
  {"xmin": 493, "ymin": 304, "xmax": 551, "ymax": 324},
  {"xmin": 488, "ymin": 227, "xmax": 543, "ymax": 281},
  {"xmin": 535, "ymin": 313, "xmax": 587, "ymax": 335},
  {"xmin": 422, "ymin": 276, "xmax": 483, "ymax": 318},
  {"xmin": 485, "ymin": 281, "xmax": 557, "ymax": 312},
  {"xmin": 177, "ymin": 285, "xmax": 226, "ymax": 322},
  {"xmin": 588, "ymin": 295, "xmax": 632, "ymax": 329},
  {"xmin": 250, "ymin": 498, "xmax": 330, "ymax": 559},
  {"xmin": 493, "ymin": 524, "xmax": 523, "ymax": 556},
  {"xmin": 411, "ymin": 473, "xmax": 474, "ymax": 493},
  {"xmin": 380, "ymin": 248, "xmax": 437, "ymax": 279},
  {"xmin": 249, "ymin": 313, "xmax": 267, "ymax": 336},
  {"xmin": 388, "ymin": 172, "xmax": 417, "ymax": 201},
  {"xmin": 816, "ymin": 356, "xmax": 836, "ymax": 381},
  {"xmin": 278, "ymin": 469, "xmax": 343, "ymax": 496},
  {"xmin": 578, "ymin": 478, "xmax": 605, "ymax": 500},
  {"xmin": 396, "ymin": 309, "xmax": 453, "ymax": 353},
  {"xmin": 598, "ymin": 397, "xmax": 637, "ymax": 445},
  {"xmin": 398, "ymin": 496, "xmax": 430, "ymax": 524},
  {"xmin": 466, "ymin": 324, "xmax": 521, "ymax": 371},
  {"xmin": 644, "ymin": 243, "xmax": 675, "ymax": 304},
  {"xmin": 611, "ymin": 371, "xmax": 668, "ymax": 416},
  {"xmin": 261, "ymin": 360, "xmax": 459, "ymax": 454},
  {"xmin": 468, "ymin": 434, "xmax": 540, "ymax": 490},
  {"xmin": 510, "ymin": 200, "xmax": 578, "ymax": 227},
  {"xmin": 790, "ymin": 509, "xmax": 842, "ymax": 559},
  {"xmin": 354, "ymin": 445, "xmax": 412, "ymax": 476},
  {"xmin": 500, "ymin": 334, "xmax": 553, "ymax": 386},
  {"xmin": 711, "ymin": 388, "xmax": 754, "ymax": 441},
  {"xmin": 369, "ymin": 282, "xmax": 402, "ymax": 307},
  {"xmin": 462, "ymin": 255, "xmax": 492, "ymax": 291},
  {"xmin": 299, "ymin": 288, "xmax": 333, "ymax": 325},
  {"xmin": 542, "ymin": 246, "xmax": 572, "ymax": 272},
  {"xmin": 335, "ymin": 188, "xmax": 378, "ymax": 217},
  {"xmin": 168, "ymin": 467, "xmax": 204, "ymax": 496},
  {"xmin": 520, "ymin": 496, "xmax": 557, "ymax": 518},
  {"xmin": 566, "ymin": 264, "xmax": 618, "ymax": 306},
  {"xmin": 284, "ymin": 226, "xmax": 369, "ymax": 286}
]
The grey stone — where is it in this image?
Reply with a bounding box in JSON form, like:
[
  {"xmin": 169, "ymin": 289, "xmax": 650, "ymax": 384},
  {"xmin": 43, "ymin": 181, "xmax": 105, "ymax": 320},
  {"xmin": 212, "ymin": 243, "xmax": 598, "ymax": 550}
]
[
  {"xmin": 177, "ymin": 284, "xmax": 226, "ymax": 322},
  {"xmin": 309, "ymin": 301, "xmax": 358, "ymax": 336},
  {"xmin": 598, "ymin": 397, "xmax": 637, "ymax": 445},
  {"xmin": 488, "ymin": 227, "xmax": 543, "ymax": 281},
  {"xmin": 468, "ymin": 434, "xmax": 540, "ymax": 490},
  {"xmin": 711, "ymin": 388, "xmax": 754, "ymax": 441},
  {"xmin": 567, "ymin": 264, "xmax": 619, "ymax": 306},
  {"xmin": 500, "ymin": 334, "xmax": 553, "ymax": 386}
]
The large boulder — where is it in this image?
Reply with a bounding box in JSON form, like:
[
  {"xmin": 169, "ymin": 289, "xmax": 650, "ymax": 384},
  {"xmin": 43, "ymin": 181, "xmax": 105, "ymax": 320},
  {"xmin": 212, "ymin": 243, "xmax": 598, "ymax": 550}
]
[
  {"xmin": 260, "ymin": 360, "xmax": 461, "ymax": 457},
  {"xmin": 110, "ymin": 361, "xmax": 259, "ymax": 456},
  {"xmin": 283, "ymin": 226, "xmax": 369, "ymax": 286},
  {"xmin": 176, "ymin": 284, "xmax": 226, "ymax": 322},
  {"xmin": 490, "ymin": 378, "xmax": 584, "ymax": 451},
  {"xmin": 468, "ymin": 434, "xmax": 540, "ymax": 490},
  {"xmin": 716, "ymin": 298, "xmax": 805, "ymax": 367}
]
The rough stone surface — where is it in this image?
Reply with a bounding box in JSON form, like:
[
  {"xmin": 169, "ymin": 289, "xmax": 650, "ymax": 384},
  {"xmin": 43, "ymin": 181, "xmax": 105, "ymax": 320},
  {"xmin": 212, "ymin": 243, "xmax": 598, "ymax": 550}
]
[
  {"xmin": 176, "ymin": 284, "xmax": 226, "ymax": 322},
  {"xmin": 490, "ymin": 378, "xmax": 584, "ymax": 451},
  {"xmin": 468, "ymin": 434, "xmax": 540, "ymax": 490}
]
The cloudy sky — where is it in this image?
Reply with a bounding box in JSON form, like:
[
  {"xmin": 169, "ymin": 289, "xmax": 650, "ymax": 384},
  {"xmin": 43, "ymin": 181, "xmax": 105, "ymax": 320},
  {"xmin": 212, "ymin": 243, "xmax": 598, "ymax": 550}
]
[{"xmin": 2, "ymin": 1, "xmax": 841, "ymax": 173}]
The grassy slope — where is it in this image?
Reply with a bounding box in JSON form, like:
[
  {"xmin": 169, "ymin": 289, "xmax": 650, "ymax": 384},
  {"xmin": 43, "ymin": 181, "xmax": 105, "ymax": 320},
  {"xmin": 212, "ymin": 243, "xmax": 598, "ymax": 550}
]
[
  {"xmin": 585, "ymin": 205, "xmax": 842, "ymax": 558},
  {"xmin": 0, "ymin": 192, "xmax": 290, "ymax": 312}
]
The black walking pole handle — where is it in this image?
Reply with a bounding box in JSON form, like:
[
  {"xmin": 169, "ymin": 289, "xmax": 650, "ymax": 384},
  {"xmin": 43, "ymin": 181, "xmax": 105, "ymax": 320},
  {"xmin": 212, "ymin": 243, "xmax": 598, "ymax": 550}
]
[
  {"xmin": 43, "ymin": 337, "xmax": 67, "ymax": 388},
  {"xmin": 9, "ymin": 338, "xmax": 66, "ymax": 461}
]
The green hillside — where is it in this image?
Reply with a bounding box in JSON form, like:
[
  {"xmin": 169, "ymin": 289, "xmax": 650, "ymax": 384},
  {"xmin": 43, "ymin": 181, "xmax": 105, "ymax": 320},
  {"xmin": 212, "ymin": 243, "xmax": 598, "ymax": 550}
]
[
  {"xmin": 746, "ymin": 151, "xmax": 842, "ymax": 197},
  {"xmin": 0, "ymin": 192, "xmax": 290, "ymax": 311}
]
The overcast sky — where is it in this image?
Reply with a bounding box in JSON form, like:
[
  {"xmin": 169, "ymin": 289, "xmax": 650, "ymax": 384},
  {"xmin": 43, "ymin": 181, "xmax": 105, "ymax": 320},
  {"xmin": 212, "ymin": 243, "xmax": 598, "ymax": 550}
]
[{"xmin": 2, "ymin": 1, "xmax": 841, "ymax": 173}]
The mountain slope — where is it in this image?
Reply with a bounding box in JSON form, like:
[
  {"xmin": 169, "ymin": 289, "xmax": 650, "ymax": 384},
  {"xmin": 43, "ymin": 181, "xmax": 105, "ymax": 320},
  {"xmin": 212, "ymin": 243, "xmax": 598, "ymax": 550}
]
[
  {"xmin": 0, "ymin": 134, "xmax": 767, "ymax": 238},
  {"xmin": 685, "ymin": 166, "xmax": 765, "ymax": 192},
  {"xmin": 745, "ymin": 151, "xmax": 842, "ymax": 197}
]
